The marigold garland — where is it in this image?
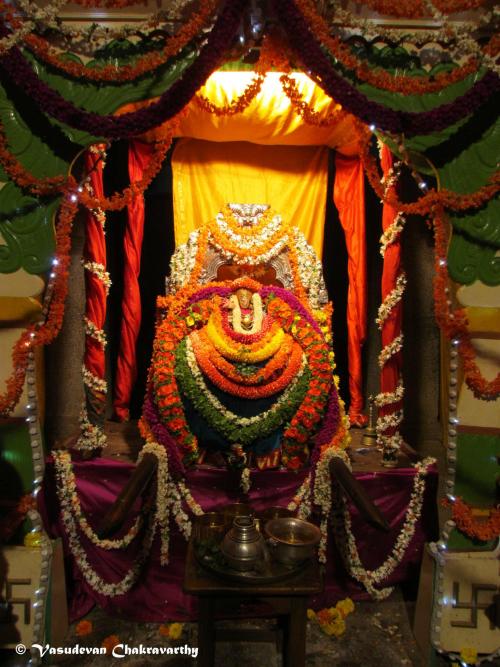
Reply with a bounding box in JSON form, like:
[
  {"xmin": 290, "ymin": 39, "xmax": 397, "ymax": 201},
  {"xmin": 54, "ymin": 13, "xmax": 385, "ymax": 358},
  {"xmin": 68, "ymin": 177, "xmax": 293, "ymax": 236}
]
[
  {"xmin": 191, "ymin": 329, "xmax": 304, "ymax": 399},
  {"xmin": 443, "ymin": 496, "xmax": 500, "ymax": 542},
  {"xmin": 22, "ymin": 1, "xmax": 218, "ymax": 84},
  {"xmin": 294, "ymin": 0, "xmax": 484, "ymax": 95},
  {"xmin": 361, "ymin": 137, "xmax": 500, "ymax": 217},
  {"xmin": 433, "ymin": 210, "xmax": 500, "ymax": 400},
  {"xmin": 0, "ymin": 197, "xmax": 78, "ymax": 417}
]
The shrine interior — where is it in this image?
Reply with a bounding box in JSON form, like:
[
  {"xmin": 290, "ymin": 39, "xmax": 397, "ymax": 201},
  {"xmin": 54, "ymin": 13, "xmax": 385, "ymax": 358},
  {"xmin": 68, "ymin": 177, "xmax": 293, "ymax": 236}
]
[{"xmin": 0, "ymin": 2, "xmax": 498, "ymax": 667}]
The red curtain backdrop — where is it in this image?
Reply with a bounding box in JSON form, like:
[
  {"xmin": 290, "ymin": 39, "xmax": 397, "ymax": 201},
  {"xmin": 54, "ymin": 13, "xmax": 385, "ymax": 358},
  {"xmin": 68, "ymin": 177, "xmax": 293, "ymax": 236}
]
[
  {"xmin": 333, "ymin": 155, "xmax": 367, "ymax": 423},
  {"xmin": 113, "ymin": 140, "xmax": 153, "ymax": 421},
  {"xmin": 83, "ymin": 150, "xmax": 107, "ymax": 387},
  {"xmin": 380, "ymin": 145, "xmax": 403, "ymax": 418}
]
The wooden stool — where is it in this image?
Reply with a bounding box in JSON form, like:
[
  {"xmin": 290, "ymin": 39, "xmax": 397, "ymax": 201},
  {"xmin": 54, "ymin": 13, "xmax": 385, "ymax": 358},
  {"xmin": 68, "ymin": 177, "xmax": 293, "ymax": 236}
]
[{"xmin": 183, "ymin": 541, "xmax": 323, "ymax": 667}]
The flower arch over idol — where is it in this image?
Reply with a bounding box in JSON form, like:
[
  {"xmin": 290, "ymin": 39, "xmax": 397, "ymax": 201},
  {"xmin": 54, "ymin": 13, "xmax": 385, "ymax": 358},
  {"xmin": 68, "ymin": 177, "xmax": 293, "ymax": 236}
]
[{"xmin": 100, "ymin": 203, "xmax": 387, "ymax": 560}]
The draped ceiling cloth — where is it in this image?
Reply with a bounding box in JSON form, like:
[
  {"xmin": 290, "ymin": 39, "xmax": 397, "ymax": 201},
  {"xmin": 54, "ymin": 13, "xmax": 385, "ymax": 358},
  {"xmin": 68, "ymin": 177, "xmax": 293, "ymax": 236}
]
[{"xmin": 113, "ymin": 71, "xmax": 368, "ymax": 417}]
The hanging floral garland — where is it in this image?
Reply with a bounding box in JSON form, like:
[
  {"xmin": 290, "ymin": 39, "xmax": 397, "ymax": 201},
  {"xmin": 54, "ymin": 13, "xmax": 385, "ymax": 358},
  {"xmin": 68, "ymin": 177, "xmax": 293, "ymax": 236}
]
[
  {"xmin": 360, "ymin": 138, "xmax": 500, "ymax": 216},
  {"xmin": 443, "ymin": 496, "xmax": 500, "ymax": 542},
  {"xmin": 53, "ymin": 442, "xmax": 171, "ymax": 596},
  {"xmin": 293, "ymin": 0, "xmax": 484, "ymax": 95},
  {"xmin": 329, "ymin": 457, "xmax": 436, "ymax": 599},
  {"xmin": 352, "ymin": 0, "xmax": 486, "ymax": 19},
  {"xmin": 0, "ymin": 0, "xmax": 247, "ymax": 140},
  {"xmin": 433, "ymin": 209, "xmax": 500, "ymax": 400},
  {"xmin": 0, "ymin": 196, "xmax": 78, "ymax": 417},
  {"xmin": 21, "ymin": 1, "xmax": 218, "ymax": 84},
  {"xmin": 272, "ymin": 0, "xmax": 499, "ymax": 138},
  {"xmin": 54, "ymin": 450, "xmax": 142, "ymax": 549}
]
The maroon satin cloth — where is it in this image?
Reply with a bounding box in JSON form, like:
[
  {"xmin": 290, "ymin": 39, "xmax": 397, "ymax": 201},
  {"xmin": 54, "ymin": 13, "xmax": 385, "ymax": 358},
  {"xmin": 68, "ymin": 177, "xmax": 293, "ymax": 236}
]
[{"xmin": 40, "ymin": 458, "xmax": 438, "ymax": 623}]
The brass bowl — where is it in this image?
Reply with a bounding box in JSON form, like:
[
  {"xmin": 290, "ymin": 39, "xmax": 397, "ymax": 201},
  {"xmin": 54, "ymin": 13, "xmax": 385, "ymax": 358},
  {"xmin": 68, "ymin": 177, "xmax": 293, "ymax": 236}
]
[
  {"xmin": 265, "ymin": 518, "xmax": 321, "ymax": 565},
  {"xmin": 258, "ymin": 507, "xmax": 294, "ymax": 538}
]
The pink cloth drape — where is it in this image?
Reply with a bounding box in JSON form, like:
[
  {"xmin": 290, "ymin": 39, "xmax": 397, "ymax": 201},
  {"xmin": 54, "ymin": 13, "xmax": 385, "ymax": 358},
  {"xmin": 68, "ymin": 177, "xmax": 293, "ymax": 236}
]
[
  {"xmin": 333, "ymin": 155, "xmax": 367, "ymax": 423},
  {"xmin": 113, "ymin": 140, "xmax": 153, "ymax": 421}
]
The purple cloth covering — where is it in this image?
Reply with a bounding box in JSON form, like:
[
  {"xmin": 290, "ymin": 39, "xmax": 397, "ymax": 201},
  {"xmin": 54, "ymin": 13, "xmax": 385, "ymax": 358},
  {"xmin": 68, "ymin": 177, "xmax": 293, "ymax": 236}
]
[{"xmin": 39, "ymin": 458, "xmax": 438, "ymax": 623}]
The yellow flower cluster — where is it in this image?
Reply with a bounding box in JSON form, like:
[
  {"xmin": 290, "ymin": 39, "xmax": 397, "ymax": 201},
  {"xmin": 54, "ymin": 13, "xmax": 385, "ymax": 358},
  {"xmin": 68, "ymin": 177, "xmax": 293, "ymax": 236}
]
[
  {"xmin": 206, "ymin": 315, "xmax": 285, "ymax": 362},
  {"xmin": 307, "ymin": 597, "xmax": 355, "ymax": 638}
]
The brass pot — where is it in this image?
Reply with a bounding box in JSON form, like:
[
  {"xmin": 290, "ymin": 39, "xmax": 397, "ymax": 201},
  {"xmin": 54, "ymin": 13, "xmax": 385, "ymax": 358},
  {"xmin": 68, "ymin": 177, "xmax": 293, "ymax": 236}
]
[
  {"xmin": 221, "ymin": 516, "xmax": 267, "ymax": 572},
  {"xmin": 265, "ymin": 518, "xmax": 321, "ymax": 565}
]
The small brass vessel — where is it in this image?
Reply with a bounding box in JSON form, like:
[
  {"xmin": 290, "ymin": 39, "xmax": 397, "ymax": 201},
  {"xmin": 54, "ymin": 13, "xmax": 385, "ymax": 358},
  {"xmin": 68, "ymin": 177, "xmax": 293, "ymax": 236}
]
[{"xmin": 221, "ymin": 516, "xmax": 268, "ymax": 572}]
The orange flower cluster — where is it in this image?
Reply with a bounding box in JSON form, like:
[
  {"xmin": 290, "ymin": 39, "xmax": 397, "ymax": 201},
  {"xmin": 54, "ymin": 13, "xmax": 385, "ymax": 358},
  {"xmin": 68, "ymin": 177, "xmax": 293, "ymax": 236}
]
[
  {"xmin": 198, "ymin": 328, "xmax": 294, "ymax": 385},
  {"xmin": 75, "ymin": 620, "xmax": 93, "ymax": 637},
  {"xmin": 22, "ymin": 2, "xmax": 218, "ymax": 84},
  {"xmin": 267, "ymin": 297, "xmax": 334, "ymax": 467},
  {"xmin": 280, "ymin": 72, "xmax": 346, "ymax": 127},
  {"xmin": 191, "ymin": 329, "xmax": 303, "ymax": 399},
  {"xmin": 101, "ymin": 635, "xmax": 120, "ymax": 655},
  {"xmin": 443, "ymin": 496, "xmax": 500, "ymax": 542},
  {"xmin": 433, "ymin": 210, "xmax": 500, "ymax": 400},
  {"xmin": 295, "ymin": 0, "xmax": 482, "ymax": 95},
  {"xmin": 0, "ymin": 197, "xmax": 78, "ymax": 417},
  {"xmin": 360, "ymin": 138, "xmax": 500, "ymax": 216},
  {"xmin": 196, "ymin": 72, "xmax": 265, "ymax": 116},
  {"xmin": 79, "ymin": 135, "xmax": 173, "ymax": 212}
]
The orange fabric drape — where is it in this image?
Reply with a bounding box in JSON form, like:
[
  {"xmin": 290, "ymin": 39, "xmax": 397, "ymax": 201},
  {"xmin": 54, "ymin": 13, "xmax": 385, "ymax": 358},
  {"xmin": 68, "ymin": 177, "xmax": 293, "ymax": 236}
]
[
  {"xmin": 113, "ymin": 140, "xmax": 153, "ymax": 421},
  {"xmin": 172, "ymin": 138, "xmax": 328, "ymax": 256},
  {"xmin": 83, "ymin": 150, "xmax": 107, "ymax": 387},
  {"xmin": 380, "ymin": 144, "xmax": 403, "ymax": 419},
  {"xmin": 333, "ymin": 154, "xmax": 367, "ymax": 422}
]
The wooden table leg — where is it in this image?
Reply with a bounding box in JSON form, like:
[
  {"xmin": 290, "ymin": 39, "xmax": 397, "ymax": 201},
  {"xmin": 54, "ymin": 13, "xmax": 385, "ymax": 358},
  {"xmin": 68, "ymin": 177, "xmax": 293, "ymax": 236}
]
[
  {"xmin": 285, "ymin": 597, "xmax": 307, "ymax": 667},
  {"xmin": 197, "ymin": 596, "xmax": 215, "ymax": 667}
]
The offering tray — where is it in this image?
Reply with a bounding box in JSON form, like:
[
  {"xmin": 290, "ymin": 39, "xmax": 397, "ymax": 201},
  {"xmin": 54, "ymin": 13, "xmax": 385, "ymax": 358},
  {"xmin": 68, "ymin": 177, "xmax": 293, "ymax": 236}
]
[{"xmin": 194, "ymin": 541, "xmax": 307, "ymax": 584}]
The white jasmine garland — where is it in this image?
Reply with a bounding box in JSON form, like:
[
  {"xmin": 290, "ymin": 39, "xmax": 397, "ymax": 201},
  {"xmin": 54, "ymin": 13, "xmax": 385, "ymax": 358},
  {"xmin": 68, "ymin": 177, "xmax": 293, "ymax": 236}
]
[
  {"xmin": 84, "ymin": 317, "xmax": 107, "ymax": 347},
  {"xmin": 376, "ymin": 410, "xmax": 404, "ymax": 435},
  {"xmin": 376, "ymin": 272, "xmax": 407, "ymax": 328},
  {"xmin": 375, "ymin": 381, "xmax": 404, "ymax": 407},
  {"xmin": 54, "ymin": 450, "xmax": 142, "ymax": 549},
  {"xmin": 53, "ymin": 442, "xmax": 169, "ymax": 596},
  {"xmin": 313, "ymin": 447, "xmax": 351, "ymax": 563},
  {"xmin": 82, "ymin": 261, "xmax": 111, "ymax": 293},
  {"xmin": 330, "ymin": 457, "xmax": 436, "ymax": 599},
  {"xmin": 240, "ymin": 467, "xmax": 251, "ymax": 494},
  {"xmin": 378, "ymin": 333, "xmax": 404, "ymax": 368},
  {"xmin": 82, "ymin": 365, "xmax": 107, "ymax": 393},
  {"xmin": 287, "ymin": 472, "xmax": 312, "ymax": 519},
  {"xmin": 76, "ymin": 407, "xmax": 107, "ymax": 451},
  {"xmin": 380, "ymin": 213, "xmax": 406, "ymax": 257}
]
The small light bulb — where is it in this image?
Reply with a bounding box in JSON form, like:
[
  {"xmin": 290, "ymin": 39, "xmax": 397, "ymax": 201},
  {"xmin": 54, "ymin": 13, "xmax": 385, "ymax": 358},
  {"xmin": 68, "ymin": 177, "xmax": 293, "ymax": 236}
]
[
  {"xmin": 52, "ymin": 258, "xmax": 59, "ymax": 266},
  {"xmin": 69, "ymin": 193, "xmax": 78, "ymax": 203},
  {"xmin": 439, "ymin": 259, "xmax": 446, "ymax": 267},
  {"xmin": 418, "ymin": 181, "xmax": 428, "ymax": 190},
  {"xmin": 369, "ymin": 124, "xmax": 376, "ymax": 132}
]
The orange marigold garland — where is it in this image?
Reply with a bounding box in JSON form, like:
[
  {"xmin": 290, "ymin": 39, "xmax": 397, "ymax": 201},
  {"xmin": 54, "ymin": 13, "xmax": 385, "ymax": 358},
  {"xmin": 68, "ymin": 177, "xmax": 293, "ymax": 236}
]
[
  {"xmin": 0, "ymin": 196, "xmax": 78, "ymax": 417},
  {"xmin": 294, "ymin": 0, "xmax": 483, "ymax": 95},
  {"xmin": 443, "ymin": 496, "xmax": 500, "ymax": 542},
  {"xmin": 433, "ymin": 209, "xmax": 500, "ymax": 400},
  {"xmin": 22, "ymin": 1, "xmax": 218, "ymax": 84},
  {"xmin": 360, "ymin": 136, "xmax": 500, "ymax": 216}
]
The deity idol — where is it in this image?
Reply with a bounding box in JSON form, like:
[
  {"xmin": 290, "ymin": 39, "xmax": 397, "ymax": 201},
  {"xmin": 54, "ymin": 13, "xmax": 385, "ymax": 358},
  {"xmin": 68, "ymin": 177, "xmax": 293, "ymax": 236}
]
[{"xmin": 139, "ymin": 204, "xmax": 350, "ymax": 480}]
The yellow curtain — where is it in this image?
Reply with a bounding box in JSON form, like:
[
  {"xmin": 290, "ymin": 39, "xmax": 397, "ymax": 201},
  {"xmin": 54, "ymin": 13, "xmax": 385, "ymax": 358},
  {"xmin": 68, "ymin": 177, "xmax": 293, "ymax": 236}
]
[{"xmin": 172, "ymin": 138, "xmax": 328, "ymax": 256}]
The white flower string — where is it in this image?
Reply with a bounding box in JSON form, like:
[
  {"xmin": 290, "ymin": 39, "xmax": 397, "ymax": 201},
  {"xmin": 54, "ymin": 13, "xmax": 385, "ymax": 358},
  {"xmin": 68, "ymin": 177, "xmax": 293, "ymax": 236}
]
[
  {"xmin": 53, "ymin": 442, "xmax": 170, "ymax": 596},
  {"xmin": 380, "ymin": 212, "xmax": 406, "ymax": 257},
  {"xmin": 378, "ymin": 333, "xmax": 404, "ymax": 368},
  {"xmin": 288, "ymin": 472, "xmax": 312, "ymax": 519},
  {"xmin": 330, "ymin": 457, "xmax": 436, "ymax": 600},
  {"xmin": 77, "ymin": 407, "xmax": 108, "ymax": 451},
  {"xmin": 313, "ymin": 447, "xmax": 351, "ymax": 563},
  {"xmin": 375, "ymin": 150, "xmax": 406, "ymax": 462},
  {"xmin": 82, "ymin": 261, "xmax": 112, "ymax": 294},
  {"xmin": 84, "ymin": 317, "xmax": 107, "ymax": 347},
  {"xmin": 81, "ymin": 365, "xmax": 107, "ymax": 394},
  {"xmin": 376, "ymin": 272, "xmax": 407, "ymax": 328},
  {"xmin": 54, "ymin": 450, "xmax": 142, "ymax": 549}
]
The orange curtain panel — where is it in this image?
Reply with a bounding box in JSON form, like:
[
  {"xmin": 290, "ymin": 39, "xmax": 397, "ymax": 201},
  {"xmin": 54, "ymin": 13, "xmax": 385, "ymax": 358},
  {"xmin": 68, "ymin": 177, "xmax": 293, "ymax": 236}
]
[
  {"xmin": 171, "ymin": 138, "xmax": 328, "ymax": 257},
  {"xmin": 333, "ymin": 154, "xmax": 367, "ymax": 423},
  {"xmin": 113, "ymin": 140, "xmax": 153, "ymax": 421}
]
